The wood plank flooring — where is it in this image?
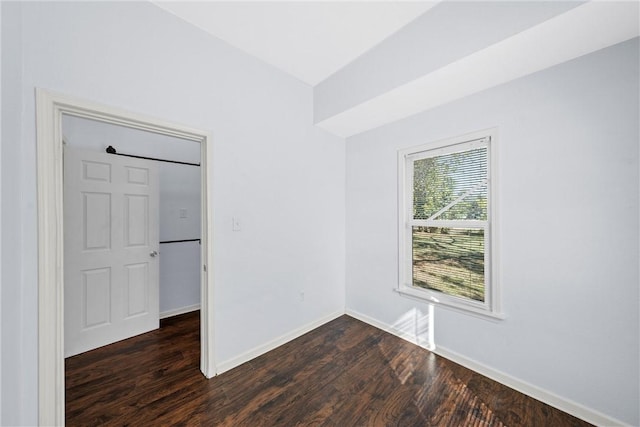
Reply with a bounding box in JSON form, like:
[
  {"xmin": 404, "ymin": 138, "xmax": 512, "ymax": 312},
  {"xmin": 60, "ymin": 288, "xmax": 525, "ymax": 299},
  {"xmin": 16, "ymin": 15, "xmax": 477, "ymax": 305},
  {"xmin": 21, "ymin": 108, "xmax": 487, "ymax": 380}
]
[{"xmin": 66, "ymin": 312, "xmax": 592, "ymax": 426}]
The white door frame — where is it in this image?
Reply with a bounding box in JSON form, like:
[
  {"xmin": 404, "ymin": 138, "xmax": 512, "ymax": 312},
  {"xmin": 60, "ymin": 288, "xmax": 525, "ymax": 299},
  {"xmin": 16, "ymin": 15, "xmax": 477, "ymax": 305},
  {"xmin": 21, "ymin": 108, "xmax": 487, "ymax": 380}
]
[{"xmin": 35, "ymin": 88, "xmax": 216, "ymax": 426}]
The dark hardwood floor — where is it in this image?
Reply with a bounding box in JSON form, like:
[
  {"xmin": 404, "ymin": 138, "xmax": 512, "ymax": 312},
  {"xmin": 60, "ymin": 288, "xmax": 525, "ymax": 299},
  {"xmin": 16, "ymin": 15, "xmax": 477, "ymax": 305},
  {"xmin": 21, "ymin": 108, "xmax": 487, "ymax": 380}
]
[{"xmin": 66, "ymin": 312, "xmax": 591, "ymax": 426}]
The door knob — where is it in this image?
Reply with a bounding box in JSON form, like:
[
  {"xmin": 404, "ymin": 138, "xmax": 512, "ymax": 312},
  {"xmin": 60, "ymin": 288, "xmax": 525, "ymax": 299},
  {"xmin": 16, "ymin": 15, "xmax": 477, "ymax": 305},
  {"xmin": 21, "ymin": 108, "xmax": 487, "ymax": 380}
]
[{"xmin": 150, "ymin": 250, "xmax": 158, "ymax": 257}]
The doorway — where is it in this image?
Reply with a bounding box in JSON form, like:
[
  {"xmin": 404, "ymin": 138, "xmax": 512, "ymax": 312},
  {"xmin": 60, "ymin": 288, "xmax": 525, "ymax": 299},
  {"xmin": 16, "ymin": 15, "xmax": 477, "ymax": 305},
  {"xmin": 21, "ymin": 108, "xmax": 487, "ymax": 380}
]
[
  {"xmin": 36, "ymin": 89, "xmax": 215, "ymax": 426},
  {"xmin": 62, "ymin": 115, "xmax": 203, "ymax": 356}
]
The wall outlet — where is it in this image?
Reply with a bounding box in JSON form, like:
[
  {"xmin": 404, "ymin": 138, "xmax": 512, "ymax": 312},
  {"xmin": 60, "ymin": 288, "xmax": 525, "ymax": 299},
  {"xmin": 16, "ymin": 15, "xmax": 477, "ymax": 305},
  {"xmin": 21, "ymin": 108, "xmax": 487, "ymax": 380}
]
[
  {"xmin": 299, "ymin": 291, "xmax": 305, "ymax": 302},
  {"xmin": 232, "ymin": 217, "xmax": 241, "ymax": 231},
  {"xmin": 179, "ymin": 208, "xmax": 187, "ymax": 218}
]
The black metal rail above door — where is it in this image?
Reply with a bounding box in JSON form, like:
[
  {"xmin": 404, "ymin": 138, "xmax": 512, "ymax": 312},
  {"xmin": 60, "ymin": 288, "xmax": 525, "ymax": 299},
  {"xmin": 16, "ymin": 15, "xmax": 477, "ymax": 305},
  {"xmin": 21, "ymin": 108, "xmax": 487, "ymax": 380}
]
[
  {"xmin": 106, "ymin": 145, "xmax": 200, "ymax": 167},
  {"xmin": 159, "ymin": 239, "xmax": 201, "ymax": 245}
]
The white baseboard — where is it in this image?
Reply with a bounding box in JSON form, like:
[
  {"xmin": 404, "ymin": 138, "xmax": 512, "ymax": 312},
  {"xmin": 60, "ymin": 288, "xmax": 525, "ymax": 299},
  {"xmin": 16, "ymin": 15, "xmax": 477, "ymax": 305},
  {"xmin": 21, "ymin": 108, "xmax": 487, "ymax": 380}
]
[
  {"xmin": 345, "ymin": 308, "xmax": 626, "ymax": 427},
  {"xmin": 160, "ymin": 303, "xmax": 200, "ymax": 319},
  {"xmin": 433, "ymin": 346, "xmax": 626, "ymax": 427},
  {"xmin": 216, "ymin": 310, "xmax": 344, "ymax": 375}
]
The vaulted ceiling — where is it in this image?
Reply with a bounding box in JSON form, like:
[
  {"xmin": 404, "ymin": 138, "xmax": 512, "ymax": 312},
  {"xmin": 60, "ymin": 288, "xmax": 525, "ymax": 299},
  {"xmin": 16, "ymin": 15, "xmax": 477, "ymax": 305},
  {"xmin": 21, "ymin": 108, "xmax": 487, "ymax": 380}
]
[
  {"xmin": 152, "ymin": 1, "xmax": 436, "ymax": 86},
  {"xmin": 152, "ymin": 1, "xmax": 639, "ymax": 137}
]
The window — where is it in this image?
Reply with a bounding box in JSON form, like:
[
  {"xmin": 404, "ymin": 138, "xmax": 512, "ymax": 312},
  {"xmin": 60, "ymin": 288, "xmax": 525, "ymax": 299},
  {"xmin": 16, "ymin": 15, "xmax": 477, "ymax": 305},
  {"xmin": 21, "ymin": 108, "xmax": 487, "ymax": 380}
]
[{"xmin": 397, "ymin": 129, "xmax": 502, "ymax": 318}]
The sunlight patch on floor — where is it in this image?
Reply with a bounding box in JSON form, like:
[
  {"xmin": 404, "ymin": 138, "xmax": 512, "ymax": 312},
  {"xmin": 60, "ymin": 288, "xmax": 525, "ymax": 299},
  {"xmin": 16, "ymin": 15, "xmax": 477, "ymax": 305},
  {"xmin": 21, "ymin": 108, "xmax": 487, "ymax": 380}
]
[{"xmin": 391, "ymin": 306, "xmax": 435, "ymax": 351}]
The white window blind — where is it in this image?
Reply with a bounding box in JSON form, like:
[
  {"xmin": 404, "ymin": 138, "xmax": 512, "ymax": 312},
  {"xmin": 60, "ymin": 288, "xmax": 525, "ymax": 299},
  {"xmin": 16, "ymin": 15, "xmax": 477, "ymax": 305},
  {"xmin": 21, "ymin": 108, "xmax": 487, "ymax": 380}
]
[{"xmin": 398, "ymin": 131, "xmax": 502, "ymax": 318}]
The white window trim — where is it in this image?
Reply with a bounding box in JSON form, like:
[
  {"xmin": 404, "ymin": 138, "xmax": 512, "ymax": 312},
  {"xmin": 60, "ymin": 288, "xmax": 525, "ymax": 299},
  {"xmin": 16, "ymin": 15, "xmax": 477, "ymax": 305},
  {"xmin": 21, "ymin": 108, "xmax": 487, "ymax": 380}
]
[{"xmin": 397, "ymin": 128, "xmax": 504, "ymax": 320}]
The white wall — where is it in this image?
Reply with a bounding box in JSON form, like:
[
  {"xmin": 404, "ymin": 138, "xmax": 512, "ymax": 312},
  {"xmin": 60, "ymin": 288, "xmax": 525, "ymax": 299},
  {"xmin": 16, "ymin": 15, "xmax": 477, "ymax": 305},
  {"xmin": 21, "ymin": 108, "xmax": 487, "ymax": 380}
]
[
  {"xmin": 0, "ymin": 2, "xmax": 345, "ymax": 424},
  {"xmin": 62, "ymin": 115, "xmax": 202, "ymax": 316},
  {"xmin": 1, "ymin": 3, "xmax": 25, "ymax": 425},
  {"xmin": 346, "ymin": 38, "xmax": 639, "ymax": 425},
  {"xmin": 0, "ymin": 2, "xmax": 3, "ymax": 420},
  {"xmin": 5, "ymin": 1, "xmax": 634, "ymax": 425}
]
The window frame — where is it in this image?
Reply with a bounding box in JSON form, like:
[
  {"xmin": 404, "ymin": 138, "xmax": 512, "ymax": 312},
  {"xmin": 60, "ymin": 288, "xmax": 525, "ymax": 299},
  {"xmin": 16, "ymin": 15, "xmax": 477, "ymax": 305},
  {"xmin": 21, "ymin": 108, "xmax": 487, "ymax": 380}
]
[{"xmin": 397, "ymin": 128, "xmax": 504, "ymax": 319}]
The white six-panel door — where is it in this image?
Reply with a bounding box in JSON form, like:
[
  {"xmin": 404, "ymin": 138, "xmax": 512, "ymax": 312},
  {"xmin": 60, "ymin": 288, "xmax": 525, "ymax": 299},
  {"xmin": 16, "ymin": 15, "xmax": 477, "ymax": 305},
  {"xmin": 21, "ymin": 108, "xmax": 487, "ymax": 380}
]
[{"xmin": 64, "ymin": 146, "xmax": 160, "ymax": 357}]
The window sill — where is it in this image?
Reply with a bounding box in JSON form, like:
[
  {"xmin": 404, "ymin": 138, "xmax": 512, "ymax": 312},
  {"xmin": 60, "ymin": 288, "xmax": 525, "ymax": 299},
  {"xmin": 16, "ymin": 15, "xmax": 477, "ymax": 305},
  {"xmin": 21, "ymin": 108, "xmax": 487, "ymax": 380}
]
[{"xmin": 394, "ymin": 287, "xmax": 507, "ymax": 321}]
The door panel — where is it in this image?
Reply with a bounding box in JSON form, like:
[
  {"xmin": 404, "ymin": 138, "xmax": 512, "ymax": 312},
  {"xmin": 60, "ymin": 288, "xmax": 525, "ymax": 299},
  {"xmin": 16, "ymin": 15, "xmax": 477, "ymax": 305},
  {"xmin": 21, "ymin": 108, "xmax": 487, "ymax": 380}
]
[
  {"xmin": 126, "ymin": 166, "xmax": 148, "ymax": 185},
  {"xmin": 83, "ymin": 160, "xmax": 111, "ymax": 182},
  {"xmin": 83, "ymin": 192, "xmax": 111, "ymax": 250},
  {"xmin": 125, "ymin": 194, "xmax": 149, "ymax": 246},
  {"xmin": 83, "ymin": 267, "xmax": 111, "ymax": 328},
  {"xmin": 65, "ymin": 146, "xmax": 159, "ymax": 357},
  {"xmin": 125, "ymin": 262, "xmax": 149, "ymax": 317}
]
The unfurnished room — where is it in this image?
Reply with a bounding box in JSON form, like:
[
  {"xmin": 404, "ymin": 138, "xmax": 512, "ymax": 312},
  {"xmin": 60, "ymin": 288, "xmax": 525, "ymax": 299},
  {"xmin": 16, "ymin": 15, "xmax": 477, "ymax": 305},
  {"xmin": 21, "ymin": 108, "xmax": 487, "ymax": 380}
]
[{"xmin": 1, "ymin": 1, "xmax": 639, "ymax": 426}]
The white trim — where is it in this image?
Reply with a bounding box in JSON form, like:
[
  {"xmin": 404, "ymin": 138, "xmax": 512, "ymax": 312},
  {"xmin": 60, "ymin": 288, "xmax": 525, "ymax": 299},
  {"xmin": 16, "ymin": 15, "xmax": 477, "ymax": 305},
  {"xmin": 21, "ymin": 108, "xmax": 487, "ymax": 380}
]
[
  {"xmin": 433, "ymin": 346, "xmax": 627, "ymax": 427},
  {"xmin": 393, "ymin": 287, "xmax": 506, "ymax": 321},
  {"xmin": 35, "ymin": 89, "xmax": 216, "ymax": 425},
  {"xmin": 160, "ymin": 304, "xmax": 201, "ymax": 320},
  {"xmin": 346, "ymin": 308, "xmax": 626, "ymax": 427},
  {"xmin": 200, "ymin": 117, "xmax": 216, "ymax": 379},
  {"xmin": 36, "ymin": 89, "xmax": 65, "ymax": 427},
  {"xmin": 216, "ymin": 310, "xmax": 344, "ymax": 374}
]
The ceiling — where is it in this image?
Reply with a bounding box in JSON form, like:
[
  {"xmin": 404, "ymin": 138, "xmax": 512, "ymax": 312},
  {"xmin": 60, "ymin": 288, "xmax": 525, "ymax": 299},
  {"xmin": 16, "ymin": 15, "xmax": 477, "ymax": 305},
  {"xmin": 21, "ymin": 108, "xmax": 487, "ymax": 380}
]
[
  {"xmin": 152, "ymin": 1, "xmax": 639, "ymax": 137},
  {"xmin": 152, "ymin": 1, "xmax": 436, "ymax": 86}
]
